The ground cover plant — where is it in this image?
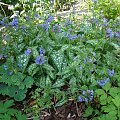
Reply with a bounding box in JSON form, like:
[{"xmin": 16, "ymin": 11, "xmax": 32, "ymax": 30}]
[{"xmin": 0, "ymin": 0, "xmax": 120, "ymax": 120}]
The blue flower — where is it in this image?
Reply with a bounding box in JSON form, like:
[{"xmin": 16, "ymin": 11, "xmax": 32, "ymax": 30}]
[
  {"xmin": 0, "ymin": 20, "xmax": 4, "ymax": 25},
  {"xmin": 97, "ymin": 78, "xmax": 110, "ymax": 86},
  {"xmin": 78, "ymin": 96, "xmax": 83, "ymax": 102},
  {"xmin": 45, "ymin": 15, "xmax": 54, "ymax": 23},
  {"xmin": 21, "ymin": 26, "xmax": 26, "ymax": 30},
  {"xmin": 11, "ymin": 17, "xmax": 18, "ymax": 26},
  {"xmin": 39, "ymin": 47, "xmax": 44, "ymax": 54},
  {"xmin": 25, "ymin": 16, "xmax": 29, "ymax": 20},
  {"xmin": 106, "ymin": 28, "xmax": 114, "ymax": 38},
  {"xmin": 84, "ymin": 59, "xmax": 87, "ymax": 63},
  {"xmin": 68, "ymin": 33, "xmax": 77, "ymax": 39},
  {"xmin": 35, "ymin": 54, "xmax": 44, "ymax": 65},
  {"xmin": 3, "ymin": 55, "xmax": 7, "ymax": 58},
  {"xmin": 108, "ymin": 69, "xmax": 114, "ymax": 76},
  {"xmin": 24, "ymin": 48, "xmax": 31, "ymax": 55},
  {"xmin": 40, "ymin": 23, "xmax": 49, "ymax": 31},
  {"xmin": 63, "ymin": 32, "xmax": 67, "ymax": 36},
  {"xmin": 89, "ymin": 59, "xmax": 93, "ymax": 62},
  {"xmin": 35, "ymin": 13, "xmax": 39, "ymax": 18},
  {"xmin": 0, "ymin": 55, "xmax": 3, "ymax": 59},
  {"xmin": 52, "ymin": 24, "xmax": 61, "ymax": 33},
  {"xmin": 78, "ymin": 90, "xmax": 94, "ymax": 102},
  {"xmin": 115, "ymin": 31, "xmax": 120, "ymax": 37}
]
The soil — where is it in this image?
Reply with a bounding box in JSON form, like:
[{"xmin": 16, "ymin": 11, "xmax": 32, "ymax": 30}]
[{"xmin": 39, "ymin": 101, "xmax": 88, "ymax": 120}]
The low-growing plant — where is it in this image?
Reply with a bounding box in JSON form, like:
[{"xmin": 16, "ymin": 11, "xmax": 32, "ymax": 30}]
[
  {"xmin": 0, "ymin": 2, "xmax": 120, "ymax": 119},
  {"xmin": 0, "ymin": 100, "xmax": 27, "ymax": 120}
]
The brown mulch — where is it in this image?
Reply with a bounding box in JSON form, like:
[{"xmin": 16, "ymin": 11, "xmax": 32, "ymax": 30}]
[{"xmin": 39, "ymin": 101, "xmax": 88, "ymax": 120}]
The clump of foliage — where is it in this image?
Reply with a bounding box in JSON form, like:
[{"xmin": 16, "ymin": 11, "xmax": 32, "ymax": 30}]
[
  {"xmin": 0, "ymin": 0, "xmax": 120, "ymax": 119},
  {"xmin": 0, "ymin": 100, "xmax": 27, "ymax": 120}
]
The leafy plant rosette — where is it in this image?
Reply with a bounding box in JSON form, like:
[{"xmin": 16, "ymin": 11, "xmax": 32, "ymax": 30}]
[{"xmin": 0, "ymin": 10, "xmax": 120, "ymax": 119}]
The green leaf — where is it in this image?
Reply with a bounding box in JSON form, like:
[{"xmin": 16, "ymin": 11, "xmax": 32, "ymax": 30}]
[
  {"xmin": 43, "ymin": 64, "xmax": 54, "ymax": 71},
  {"xmin": 53, "ymin": 79, "xmax": 65, "ymax": 88},
  {"xmin": 4, "ymin": 100, "xmax": 14, "ymax": 108},
  {"xmin": 112, "ymin": 95, "xmax": 120, "ymax": 107},
  {"xmin": 14, "ymin": 89, "xmax": 26, "ymax": 101},
  {"xmin": 100, "ymin": 93, "xmax": 107, "ymax": 101},
  {"xmin": 95, "ymin": 89, "xmax": 105, "ymax": 95},
  {"xmin": 32, "ymin": 47, "xmax": 39, "ymax": 59},
  {"xmin": 45, "ymin": 76, "xmax": 52, "ymax": 86},
  {"xmin": 15, "ymin": 111, "xmax": 27, "ymax": 120},
  {"xmin": 102, "ymin": 82, "xmax": 111, "ymax": 92},
  {"xmin": 109, "ymin": 87, "xmax": 120, "ymax": 98},
  {"xmin": 23, "ymin": 76, "xmax": 34, "ymax": 88},
  {"xmin": 101, "ymin": 104, "xmax": 116, "ymax": 112},
  {"xmin": 11, "ymin": 72, "xmax": 26, "ymax": 87},
  {"xmin": 55, "ymin": 98, "xmax": 67, "ymax": 107},
  {"xmin": 28, "ymin": 63, "xmax": 39, "ymax": 76},
  {"xmin": 17, "ymin": 54, "xmax": 30, "ymax": 72},
  {"xmin": 83, "ymin": 106, "xmax": 93, "ymax": 117},
  {"xmin": 50, "ymin": 50, "xmax": 64, "ymax": 71}
]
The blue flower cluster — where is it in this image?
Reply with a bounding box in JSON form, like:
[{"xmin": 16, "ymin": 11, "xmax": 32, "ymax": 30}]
[
  {"xmin": 97, "ymin": 77, "xmax": 110, "ymax": 86},
  {"xmin": 78, "ymin": 90, "xmax": 94, "ymax": 102},
  {"xmin": 11, "ymin": 17, "xmax": 18, "ymax": 28},
  {"xmin": 40, "ymin": 23, "xmax": 49, "ymax": 31},
  {"xmin": 0, "ymin": 18, "xmax": 9, "ymax": 27},
  {"xmin": 67, "ymin": 33, "xmax": 77, "ymax": 39},
  {"xmin": 35, "ymin": 47, "xmax": 45, "ymax": 65}
]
